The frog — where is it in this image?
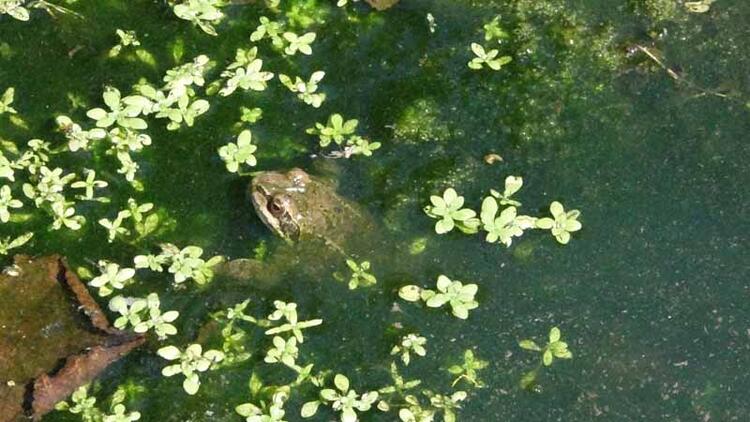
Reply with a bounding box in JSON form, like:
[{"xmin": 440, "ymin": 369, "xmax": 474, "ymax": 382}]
[{"xmin": 216, "ymin": 167, "xmax": 373, "ymax": 283}]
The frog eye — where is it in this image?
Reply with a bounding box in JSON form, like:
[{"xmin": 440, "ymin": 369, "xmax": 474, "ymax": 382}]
[
  {"xmin": 270, "ymin": 195, "xmax": 294, "ymax": 217},
  {"xmin": 268, "ymin": 199, "xmax": 284, "ymax": 216}
]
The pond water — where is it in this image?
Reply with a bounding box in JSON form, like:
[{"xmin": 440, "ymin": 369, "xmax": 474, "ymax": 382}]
[{"xmin": 1, "ymin": 0, "xmax": 748, "ymax": 420}]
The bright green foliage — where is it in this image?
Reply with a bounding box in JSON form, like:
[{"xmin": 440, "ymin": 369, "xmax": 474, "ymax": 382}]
[
  {"xmin": 399, "ymin": 275, "xmax": 479, "ymax": 319},
  {"xmin": 236, "ymin": 390, "xmax": 288, "ymax": 422},
  {"xmin": 480, "ymin": 199, "xmax": 535, "ymax": 247},
  {"xmin": 86, "ymin": 86, "xmax": 149, "ymax": 130},
  {"xmin": 99, "ymin": 210, "xmax": 132, "ymax": 242},
  {"xmin": 378, "ymin": 362, "xmax": 422, "ymax": 398},
  {"xmin": 490, "ymin": 175, "xmax": 523, "ymax": 206},
  {"xmin": 264, "ymin": 335, "xmax": 299, "ymax": 368},
  {"xmin": 240, "ymin": 106, "xmax": 263, "ymax": 123},
  {"xmin": 424, "ymin": 390, "xmax": 467, "ymax": 422},
  {"xmin": 306, "ymin": 114, "xmax": 380, "ymax": 158},
  {"xmin": 104, "ymin": 404, "xmax": 141, "ymax": 422},
  {"xmin": 519, "ymin": 326, "xmax": 573, "ymax": 366},
  {"xmin": 483, "ymin": 16, "xmax": 509, "ymax": 42},
  {"xmin": 210, "ymin": 300, "xmax": 260, "ymax": 366},
  {"xmin": 108, "ymin": 293, "xmax": 179, "ymax": 339},
  {"xmin": 89, "ymin": 260, "xmax": 136, "ymax": 297},
  {"xmin": 278, "ymin": 71, "xmax": 326, "ymax": 108},
  {"xmin": 339, "ymin": 259, "xmax": 377, "ymax": 289},
  {"xmin": 535, "ymin": 201, "xmax": 583, "ymax": 244},
  {"xmin": 153, "ymin": 243, "xmax": 225, "ymax": 285},
  {"xmin": 447, "ymin": 349, "xmax": 488, "ymax": 387},
  {"xmin": 265, "ymin": 300, "xmax": 323, "ymax": 343},
  {"xmin": 55, "ymin": 384, "xmax": 141, "ymax": 422},
  {"xmin": 54, "ymin": 384, "xmax": 102, "ymax": 421},
  {"xmin": 0, "ymin": 0, "xmax": 30, "ymax": 21},
  {"xmin": 218, "ymin": 130, "xmax": 258, "ymax": 173},
  {"xmin": 56, "ymin": 116, "xmax": 107, "ymax": 152},
  {"xmin": 0, "ymin": 151, "xmax": 15, "ymax": 181},
  {"xmin": 171, "ymin": 0, "xmax": 225, "ymax": 36},
  {"xmin": 0, "ymin": 232, "xmax": 32, "ymax": 255},
  {"xmin": 390, "ymin": 333, "xmax": 427, "ymax": 366},
  {"xmin": 468, "ymin": 43, "xmax": 512, "ymax": 70},
  {"xmin": 346, "ymin": 136, "xmax": 381, "ymax": 157},
  {"xmin": 0, "ymin": 87, "xmax": 17, "ymax": 114},
  {"xmin": 109, "ymin": 29, "xmax": 140, "ymax": 57},
  {"xmin": 519, "ymin": 327, "xmax": 573, "ymax": 389},
  {"xmin": 282, "ymin": 31, "xmax": 316, "ymax": 56},
  {"xmin": 98, "ymin": 199, "xmax": 164, "ymax": 243},
  {"xmin": 250, "ymin": 16, "xmax": 285, "ymax": 50},
  {"xmin": 23, "ymin": 165, "xmax": 75, "ymax": 207},
  {"xmin": 71, "ymin": 169, "xmax": 108, "ymax": 201},
  {"xmin": 158, "ymin": 95, "xmax": 209, "ymax": 130},
  {"xmin": 424, "ymin": 188, "xmax": 480, "ymax": 234},
  {"xmin": 50, "ymin": 200, "xmax": 85, "ymax": 230},
  {"xmin": 157, "ymin": 344, "xmax": 225, "ymax": 395},
  {"xmin": 685, "ymin": 0, "xmax": 715, "ymax": 13},
  {"xmin": 307, "ymin": 114, "xmax": 358, "ymax": 147},
  {"xmin": 0, "ymin": 185, "xmax": 23, "ymax": 222},
  {"xmin": 427, "ymin": 177, "xmax": 581, "ymax": 246},
  {"xmin": 302, "ymin": 374, "xmax": 379, "ymax": 422},
  {"xmin": 219, "ymin": 48, "xmax": 274, "ymax": 96},
  {"xmin": 396, "ymin": 396, "xmax": 436, "ymax": 422}
]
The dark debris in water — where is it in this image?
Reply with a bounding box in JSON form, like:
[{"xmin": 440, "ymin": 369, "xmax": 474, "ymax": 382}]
[{"xmin": 0, "ymin": 255, "xmax": 144, "ymax": 421}]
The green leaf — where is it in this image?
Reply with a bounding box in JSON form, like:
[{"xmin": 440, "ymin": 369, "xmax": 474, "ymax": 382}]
[
  {"xmin": 542, "ymin": 349, "xmax": 553, "ymax": 366},
  {"xmin": 518, "ymin": 339, "xmax": 541, "ymax": 351},
  {"xmin": 301, "ymin": 401, "xmax": 320, "ymax": 418},
  {"xmin": 549, "ymin": 327, "xmax": 561, "ymax": 343},
  {"xmin": 334, "ymin": 374, "xmax": 349, "ymax": 392},
  {"xmin": 398, "ymin": 285, "xmax": 422, "ymax": 302}
]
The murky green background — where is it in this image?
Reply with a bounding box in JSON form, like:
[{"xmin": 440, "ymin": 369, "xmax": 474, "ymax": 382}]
[{"xmin": 1, "ymin": 0, "xmax": 749, "ymax": 420}]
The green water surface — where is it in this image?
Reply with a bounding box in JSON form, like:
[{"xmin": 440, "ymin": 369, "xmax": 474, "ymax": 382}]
[{"xmin": 1, "ymin": 0, "xmax": 749, "ymax": 420}]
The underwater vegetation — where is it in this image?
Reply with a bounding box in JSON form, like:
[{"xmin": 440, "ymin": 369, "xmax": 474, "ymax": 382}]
[{"xmin": 1, "ymin": 0, "xmax": 749, "ymax": 421}]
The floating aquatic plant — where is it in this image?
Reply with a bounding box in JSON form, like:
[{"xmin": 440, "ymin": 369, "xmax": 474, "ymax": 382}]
[
  {"xmin": 108, "ymin": 293, "xmax": 179, "ymax": 339},
  {"xmin": 424, "ymin": 188, "xmax": 480, "ymax": 234},
  {"xmin": 0, "ymin": 232, "xmax": 32, "ymax": 255},
  {"xmin": 250, "ymin": 16, "xmax": 286, "ymax": 49},
  {"xmin": 0, "ymin": 184, "xmax": 22, "ymax": 222},
  {"xmin": 218, "ymin": 48, "xmax": 274, "ymax": 97},
  {"xmin": 218, "ymin": 129, "xmax": 258, "ymax": 173},
  {"xmin": 426, "ymin": 177, "xmax": 582, "ymax": 246},
  {"xmin": 399, "ymin": 275, "xmax": 479, "ymax": 320},
  {"xmin": 108, "ymin": 29, "xmax": 140, "ymax": 58},
  {"xmin": 336, "ymin": 258, "xmax": 377, "ymax": 289},
  {"xmin": 170, "ymin": 0, "xmax": 225, "ymax": 36},
  {"xmin": 89, "ymin": 260, "xmax": 136, "ymax": 297},
  {"xmin": 282, "ymin": 31, "xmax": 316, "ymax": 56},
  {"xmin": 301, "ymin": 373, "xmax": 379, "ymax": 422},
  {"xmin": 447, "ymin": 349, "xmax": 488, "ymax": 387},
  {"xmin": 278, "ymin": 71, "xmax": 326, "ymax": 108},
  {"xmin": 55, "ymin": 384, "xmax": 142, "ymax": 422},
  {"xmin": 306, "ymin": 114, "xmax": 380, "ymax": 158},
  {"xmin": 518, "ymin": 327, "xmax": 573, "ymax": 390},
  {"xmin": 265, "ymin": 300, "xmax": 323, "ymax": 343},
  {"xmin": 391, "ymin": 334, "xmax": 427, "ymax": 366},
  {"xmin": 236, "ymin": 390, "xmax": 288, "ymax": 422},
  {"xmin": 467, "ymin": 43, "xmax": 512, "ymax": 71},
  {"xmin": 483, "ymin": 16, "xmax": 509, "ymax": 42},
  {"xmin": 70, "ymin": 169, "xmax": 108, "ymax": 202},
  {"xmin": 535, "ymin": 201, "xmax": 583, "ymax": 244},
  {"xmin": 157, "ymin": 344, "xmax": 225, "ymax": 395},
  {"xmin": 0, "ymin": 87, "xmax": 17, "ymax": 114}
]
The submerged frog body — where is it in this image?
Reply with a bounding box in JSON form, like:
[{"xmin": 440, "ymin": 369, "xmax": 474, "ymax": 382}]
[{"xmin": 218, "ymin": 168, "xmax": 372, "ymax": 283}]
